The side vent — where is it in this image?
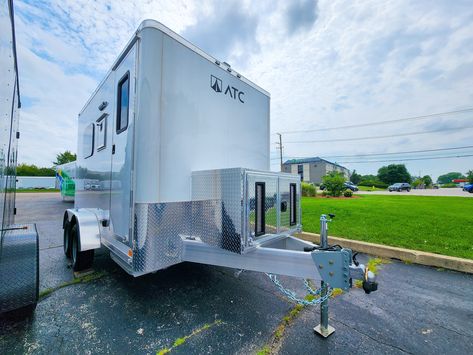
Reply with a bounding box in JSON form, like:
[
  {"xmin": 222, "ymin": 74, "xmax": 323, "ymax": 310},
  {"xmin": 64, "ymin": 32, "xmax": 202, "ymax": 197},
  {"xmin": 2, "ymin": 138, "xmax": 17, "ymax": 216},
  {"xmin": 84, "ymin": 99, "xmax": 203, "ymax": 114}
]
[{"xmin": 255, "ymin": 182, "xmax": 266, "ymax": 237}]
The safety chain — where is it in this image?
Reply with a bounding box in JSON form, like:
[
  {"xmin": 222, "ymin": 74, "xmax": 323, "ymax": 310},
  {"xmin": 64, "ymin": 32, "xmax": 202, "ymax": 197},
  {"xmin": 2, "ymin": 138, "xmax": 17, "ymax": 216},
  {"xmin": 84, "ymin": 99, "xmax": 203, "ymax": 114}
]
[{"xmin": 266, "ymin": 274, "xmax": 333, "ymax": 306}]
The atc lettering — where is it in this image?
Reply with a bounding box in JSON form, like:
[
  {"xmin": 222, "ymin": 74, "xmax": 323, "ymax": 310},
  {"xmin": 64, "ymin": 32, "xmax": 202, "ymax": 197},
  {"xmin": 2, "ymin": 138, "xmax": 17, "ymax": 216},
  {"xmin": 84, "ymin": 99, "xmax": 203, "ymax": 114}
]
[
  {"xmin": 224, "ymin": 85, "xmax": 245, "ymax": 103},
  {"xmin": 210, "ymin": 74, "xmax": 245, "ymax": 104}
]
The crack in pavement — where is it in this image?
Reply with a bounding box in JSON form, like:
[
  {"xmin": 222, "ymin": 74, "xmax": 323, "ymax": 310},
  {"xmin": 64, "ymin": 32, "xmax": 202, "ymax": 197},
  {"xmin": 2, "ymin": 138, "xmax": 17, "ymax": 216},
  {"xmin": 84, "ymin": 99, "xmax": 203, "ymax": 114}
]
[
  {"xmin": 40, "ymin": 245, "xmax": 63, "ymax": 251},
  {"xmin": 333, "ymin": 318, "xmax": 414, "ymax": 354},
  {"xmin": 432, "ymin": 323, "xmax": 470, "ymax": 338}
]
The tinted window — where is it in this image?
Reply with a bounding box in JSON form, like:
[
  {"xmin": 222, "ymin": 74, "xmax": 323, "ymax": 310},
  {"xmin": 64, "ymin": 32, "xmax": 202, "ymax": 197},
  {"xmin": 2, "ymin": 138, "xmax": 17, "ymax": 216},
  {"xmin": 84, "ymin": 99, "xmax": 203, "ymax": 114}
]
[
  {"xmin": 297, "ymin": 164, "xmax": 303, "ymax": 181},
  {"xmin": 84, "ymin": 123, "xmax": 94, "ymax": 158},
  {"xmin": 255, "ymin": 182, "xmax": 266, "ymax": 236},
  {"xmin": 116, "ymin": 73, "xmax": 129, "ymax": 134},
  {"xmin": 290, "ymin": 183, "xmax": 297, "ymax": 226}
]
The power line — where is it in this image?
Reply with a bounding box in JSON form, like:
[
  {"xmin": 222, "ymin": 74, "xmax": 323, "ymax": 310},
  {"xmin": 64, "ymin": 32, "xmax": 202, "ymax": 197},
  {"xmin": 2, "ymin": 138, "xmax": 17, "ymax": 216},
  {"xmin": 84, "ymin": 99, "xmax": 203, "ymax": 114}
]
[
  {"xmin": 270, "ymin": 145, "xmax": 473, "ymax": 160},
  {"xmin": 337, "ymin": 153, "xmax": 473, "ymax": 164},
  {"xmin": 270, "ymin": 153, "xmax": 473, "ymax": 165},
  {"xmin": 277, "ymin": 108, "xmax": 473, "ymax": 135},
  {"xmin": 285, "ymin": 124, "xmax": 473, "ymax": 144}
]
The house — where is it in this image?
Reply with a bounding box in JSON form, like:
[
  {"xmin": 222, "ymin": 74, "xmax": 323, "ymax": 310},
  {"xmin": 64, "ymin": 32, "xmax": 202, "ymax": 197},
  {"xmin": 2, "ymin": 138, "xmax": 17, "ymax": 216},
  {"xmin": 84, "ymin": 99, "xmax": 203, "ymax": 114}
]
[{"xmin": 282, "ymin": 157, "xmax": 350, "ymax": 184}]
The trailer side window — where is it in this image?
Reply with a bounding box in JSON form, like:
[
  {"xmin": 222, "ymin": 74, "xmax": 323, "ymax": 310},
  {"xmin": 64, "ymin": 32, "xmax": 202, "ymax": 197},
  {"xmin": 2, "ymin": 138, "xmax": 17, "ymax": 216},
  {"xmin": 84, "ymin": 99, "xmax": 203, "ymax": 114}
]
[
  {"xmin": 116, "ymin": 72, "xmax": 129, "ymax": 134},
  {"xmin": 83, "ymin": 123, "xmax": 95, "ymax": 159},
  {"xmin": 290, "ymin": 183, "xmax": 297, "ymax": 226},
  {"xmin": 96, "ymin": 114, "xmax": 107, "ymax": 151},
  {"xmin": 255, "ymin": 182, "xmax": 266, "ymax": 237}
]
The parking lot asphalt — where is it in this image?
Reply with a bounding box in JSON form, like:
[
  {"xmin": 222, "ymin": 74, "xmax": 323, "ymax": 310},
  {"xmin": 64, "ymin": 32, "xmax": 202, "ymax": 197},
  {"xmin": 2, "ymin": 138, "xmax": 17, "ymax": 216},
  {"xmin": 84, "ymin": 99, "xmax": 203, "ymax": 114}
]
[
  {"xmin": 356, "ymin": 188, "xmax": 473, "ymax": 197},
  {"xmin": 1, "ymin": 193, "xmax": 473, "ymax": 354}
]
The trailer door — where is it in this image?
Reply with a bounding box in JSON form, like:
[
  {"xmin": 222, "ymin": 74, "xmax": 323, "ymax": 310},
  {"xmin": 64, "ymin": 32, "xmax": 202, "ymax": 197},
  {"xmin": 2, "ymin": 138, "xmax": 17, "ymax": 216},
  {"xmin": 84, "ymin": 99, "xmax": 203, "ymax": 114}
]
[{"xmin": 110, "ymin": 44, "xmax": 136, "ymax": 242}]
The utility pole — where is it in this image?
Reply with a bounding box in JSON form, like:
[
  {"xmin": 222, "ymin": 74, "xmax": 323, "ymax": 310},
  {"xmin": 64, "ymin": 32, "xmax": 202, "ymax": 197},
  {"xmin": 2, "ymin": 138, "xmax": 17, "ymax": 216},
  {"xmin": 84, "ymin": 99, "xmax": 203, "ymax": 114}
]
[{"xmin": 276, "ymin": 133, "xmax": 283, "ymax": 172}]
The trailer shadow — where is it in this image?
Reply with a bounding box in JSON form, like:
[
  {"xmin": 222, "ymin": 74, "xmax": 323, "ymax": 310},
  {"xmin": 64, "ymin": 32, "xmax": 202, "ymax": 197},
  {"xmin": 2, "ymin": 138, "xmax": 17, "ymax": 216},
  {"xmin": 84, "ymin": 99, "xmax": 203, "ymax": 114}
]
[{"xmin": 0, "ymin": 260, "xmax": 292, "ymax": 354}]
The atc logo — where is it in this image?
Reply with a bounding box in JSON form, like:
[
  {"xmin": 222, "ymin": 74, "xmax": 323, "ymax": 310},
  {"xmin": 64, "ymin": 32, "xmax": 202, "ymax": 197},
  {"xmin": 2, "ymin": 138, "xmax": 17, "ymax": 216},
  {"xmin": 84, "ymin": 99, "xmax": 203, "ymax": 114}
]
[
  {"xmin": 210, "ymin": 75, "xmax": 222, "ymax": 93},
  {"xmin": 210, "ymin": 74, "xmax": 245, "ymax": 104}
]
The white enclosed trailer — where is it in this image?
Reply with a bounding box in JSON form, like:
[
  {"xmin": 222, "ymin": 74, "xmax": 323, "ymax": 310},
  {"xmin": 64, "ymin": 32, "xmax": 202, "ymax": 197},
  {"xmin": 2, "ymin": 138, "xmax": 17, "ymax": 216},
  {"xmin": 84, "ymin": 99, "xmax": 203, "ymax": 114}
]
[{"xmin": 63, "ymin": 20, "xmax": 375, "ymax": 335}]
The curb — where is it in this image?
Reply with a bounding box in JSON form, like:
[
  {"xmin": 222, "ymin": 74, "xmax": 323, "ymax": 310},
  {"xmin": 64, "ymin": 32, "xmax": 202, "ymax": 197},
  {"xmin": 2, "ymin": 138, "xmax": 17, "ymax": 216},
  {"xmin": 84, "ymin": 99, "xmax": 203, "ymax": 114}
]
[{"xmin": 297, "ymin": 231, "xmax": 473, "ymax": 274}]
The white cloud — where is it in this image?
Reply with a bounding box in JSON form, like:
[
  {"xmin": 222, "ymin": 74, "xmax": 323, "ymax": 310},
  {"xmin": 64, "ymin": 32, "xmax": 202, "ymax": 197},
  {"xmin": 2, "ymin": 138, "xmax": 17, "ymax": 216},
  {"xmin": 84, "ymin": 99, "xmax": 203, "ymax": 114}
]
[{"xmin": 14, "ymin": 0, "xmax": 473, "ymax": 179}]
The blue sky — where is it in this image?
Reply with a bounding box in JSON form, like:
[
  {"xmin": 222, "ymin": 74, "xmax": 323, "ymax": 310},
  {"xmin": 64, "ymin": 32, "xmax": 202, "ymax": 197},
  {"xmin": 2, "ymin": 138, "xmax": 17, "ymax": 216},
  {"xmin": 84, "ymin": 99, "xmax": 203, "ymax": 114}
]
[{"xmin": 14, "ymin": 0, "xmax": 473, "ymax": 179}]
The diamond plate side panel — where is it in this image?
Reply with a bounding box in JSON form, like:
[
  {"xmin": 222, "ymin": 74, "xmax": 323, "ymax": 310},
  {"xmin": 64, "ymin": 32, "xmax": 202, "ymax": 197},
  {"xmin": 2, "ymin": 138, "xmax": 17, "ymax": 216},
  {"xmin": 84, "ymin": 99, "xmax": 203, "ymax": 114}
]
[
  {"xmin": 133, "ymin": 202, "xmax": 190, "ymax": 273},
  {"xmin": 192, "ymin": 168, "xmax": 244, "ymax": 253},
  {"xmin": 0, "ymin": 224, "xmax": 39, "ymax": 313}
]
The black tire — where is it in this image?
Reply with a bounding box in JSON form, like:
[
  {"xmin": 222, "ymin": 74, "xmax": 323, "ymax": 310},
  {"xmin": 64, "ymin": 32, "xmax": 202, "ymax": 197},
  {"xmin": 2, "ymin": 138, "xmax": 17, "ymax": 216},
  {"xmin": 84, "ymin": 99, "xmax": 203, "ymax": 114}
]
[
  {"xmin": 407, "ymin": 188, "xmax": 410, "ymax": 192},
  {"xmin": 71, "ymin": 224, "xmax": 94, "ymax": 272},
  {"xmin": 63, "ymin": 220, "xmax": 72, "ymax": 258}
]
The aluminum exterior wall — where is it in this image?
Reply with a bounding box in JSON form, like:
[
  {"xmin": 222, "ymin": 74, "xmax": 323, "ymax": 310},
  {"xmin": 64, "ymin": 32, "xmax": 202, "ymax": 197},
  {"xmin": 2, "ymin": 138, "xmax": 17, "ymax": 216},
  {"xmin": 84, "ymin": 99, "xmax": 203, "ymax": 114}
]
[{"xmin": 133, "ymin": 26, "xmax": 271, "ymax": 204}]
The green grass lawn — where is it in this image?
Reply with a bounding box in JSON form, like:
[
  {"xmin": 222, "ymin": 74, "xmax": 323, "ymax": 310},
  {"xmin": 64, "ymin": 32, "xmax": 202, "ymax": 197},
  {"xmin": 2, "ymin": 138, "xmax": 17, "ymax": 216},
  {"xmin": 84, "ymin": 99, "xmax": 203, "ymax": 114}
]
[{"xmin": 302, "ymin": 195, "xmax": 473, "ymax": 260}]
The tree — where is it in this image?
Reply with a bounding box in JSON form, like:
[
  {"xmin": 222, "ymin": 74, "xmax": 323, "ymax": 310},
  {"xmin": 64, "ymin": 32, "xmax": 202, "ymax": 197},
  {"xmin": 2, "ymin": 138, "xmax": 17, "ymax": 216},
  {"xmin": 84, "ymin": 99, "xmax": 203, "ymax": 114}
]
[
  {"xmin": 377, "ymin": 164, "xmax": 411, "ymax": 185},
  {"xmin": 322, "ymin": 171, "xmax": 347, "ymax": 197},
  {"xmin": 53, "ymin": 151, "xmax": 76, "ymax": 165},
  {"xmin": 361, "ymin": 174, "xmax": 377, "ymax": 181},
  {"xmin": 16, "ymin": 163, "xmax": 55, "ymax": 176},
  {"xmin": 467, "ymin": 170, "xmax": 473, "ymax": 184},
  {"xmin": 422, "ymin": 175, "xmax": 433, "ymax": 187},
  {"xmin": 350, "ymin": 170, "xmax": 362, "ymax": 185},
  {"xmin": 437, "ymin": 172, "xmax": 465, "ymax": 184}
]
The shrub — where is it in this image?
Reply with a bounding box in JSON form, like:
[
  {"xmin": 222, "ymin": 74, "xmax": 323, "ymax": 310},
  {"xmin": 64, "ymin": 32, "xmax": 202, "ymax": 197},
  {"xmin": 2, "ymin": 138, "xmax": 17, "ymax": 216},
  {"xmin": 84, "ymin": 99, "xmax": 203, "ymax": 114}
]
[
  {"xmin": 344, "ymin": 189, "xmax": 353, "ymax": 197},
  {"xmin": 301, "ymin": 182, "xmax": 316, "ymax": 197},
  {"xmin": 322, "ymin": 191, "xmax": 329, "ymax": 197},
  {"xmin": 322, "ymin": 172, "xmax": 346, "ymax": 197},
  {"xmin": 441, "ymin": 183, "xmax": 458, "ymax": 188},
  {"xmin": 412, "ymin": 178, "xmax": 424, "ymax": 188},
  {"xmin": 358, "ymin": 180, "xmax": 388, "ymax": 189}
]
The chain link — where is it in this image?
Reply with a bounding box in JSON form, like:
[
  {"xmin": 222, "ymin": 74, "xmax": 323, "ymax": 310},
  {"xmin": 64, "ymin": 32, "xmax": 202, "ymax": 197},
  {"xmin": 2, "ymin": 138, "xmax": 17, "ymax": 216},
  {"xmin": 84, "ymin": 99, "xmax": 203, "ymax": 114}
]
[{"xmin": 266, "ymin": 274, "xmax": 333, "ymax": 306}]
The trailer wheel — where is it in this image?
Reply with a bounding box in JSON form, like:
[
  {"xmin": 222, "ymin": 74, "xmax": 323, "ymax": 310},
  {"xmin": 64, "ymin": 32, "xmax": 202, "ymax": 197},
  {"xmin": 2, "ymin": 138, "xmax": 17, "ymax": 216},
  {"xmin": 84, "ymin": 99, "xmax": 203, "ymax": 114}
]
[
  {"xmin": 63, "ymin": 220, "xmax": 72, "ymax": 258},
  {"xmin": 71, "ymin": 224, "xmax": 94, "ymax": 271}
]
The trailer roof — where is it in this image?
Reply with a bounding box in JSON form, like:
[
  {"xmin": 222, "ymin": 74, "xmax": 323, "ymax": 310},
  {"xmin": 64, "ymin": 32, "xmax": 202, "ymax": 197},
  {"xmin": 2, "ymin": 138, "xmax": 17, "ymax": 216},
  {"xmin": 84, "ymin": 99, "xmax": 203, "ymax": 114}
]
[
  {"xmin": 137, "ymin": 20, "xmax": 270, "ymax": 97},
  {"xmin": 80, "ymin": 19, "xmax": 269, "ymax": 116}
]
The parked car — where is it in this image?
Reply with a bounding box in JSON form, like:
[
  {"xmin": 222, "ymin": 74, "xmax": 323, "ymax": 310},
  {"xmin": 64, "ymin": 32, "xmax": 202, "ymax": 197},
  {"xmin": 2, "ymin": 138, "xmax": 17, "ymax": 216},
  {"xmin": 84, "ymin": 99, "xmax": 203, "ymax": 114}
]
[
  {"xmin": 388, "ymin": 183, "xmax": 411, "ymax": 192},
  {"xmin": 463, "ymin": 184, "xmax": 473, "ymax": 193},
  {"xmin": 344, "ymin": 181, "xmax": 359, "ymax": 191}
]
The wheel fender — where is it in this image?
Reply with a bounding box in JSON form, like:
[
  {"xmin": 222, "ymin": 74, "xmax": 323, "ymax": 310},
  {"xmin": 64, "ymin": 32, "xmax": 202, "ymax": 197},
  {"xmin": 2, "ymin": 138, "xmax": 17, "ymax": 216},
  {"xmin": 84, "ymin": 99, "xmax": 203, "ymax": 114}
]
[{"xmin": 65, "ymin": 209, "xmax": 101, "ymax": 252}]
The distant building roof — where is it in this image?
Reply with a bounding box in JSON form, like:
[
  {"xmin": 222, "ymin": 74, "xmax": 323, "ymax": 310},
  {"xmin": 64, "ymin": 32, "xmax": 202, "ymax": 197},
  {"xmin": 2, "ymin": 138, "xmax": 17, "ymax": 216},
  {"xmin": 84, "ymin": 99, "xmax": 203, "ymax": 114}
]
[{"xmin": 283, "ymin": 157, "xmax": 348, "ymax": 171}]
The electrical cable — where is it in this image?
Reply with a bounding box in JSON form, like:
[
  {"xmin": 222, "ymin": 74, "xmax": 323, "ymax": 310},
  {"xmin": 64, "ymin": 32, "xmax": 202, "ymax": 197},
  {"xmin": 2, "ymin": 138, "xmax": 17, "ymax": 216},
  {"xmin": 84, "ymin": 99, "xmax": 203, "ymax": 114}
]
[
  {"xmin": 285, "ymin": 124, "xmax": 473, "ymax": 144},
  {"xmin": 336, "ymin": 153, "xmax": 473, "ymax": 164},
  {"xmin": 277, "ymin": 108, "xmax": 473, "ymax": 134},
  {"xmin": 270, "ymin": 145, "xmax": 473, "ymax": 160}
]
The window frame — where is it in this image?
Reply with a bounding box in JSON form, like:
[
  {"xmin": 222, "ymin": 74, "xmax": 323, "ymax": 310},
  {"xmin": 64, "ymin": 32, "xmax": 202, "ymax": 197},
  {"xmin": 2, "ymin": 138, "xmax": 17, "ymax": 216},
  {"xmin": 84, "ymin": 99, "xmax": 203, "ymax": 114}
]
[
  {"xmin": 116, "ymin": 71, "xmax": 130, "ymax": 135},
  {"xmin": 84, "ymin": 123, "xmax": 95, "ymax": 159},
  {"xmin": 96, "ymin": 114, "xmax": 107, "ymax": 152},
  {"xmin": 254, "ymin": 182, "xmax": 266, "ymax": 237},
  {"xmin": 289, "ymin": 183, "xmax": 297, "ymax": 226}
]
